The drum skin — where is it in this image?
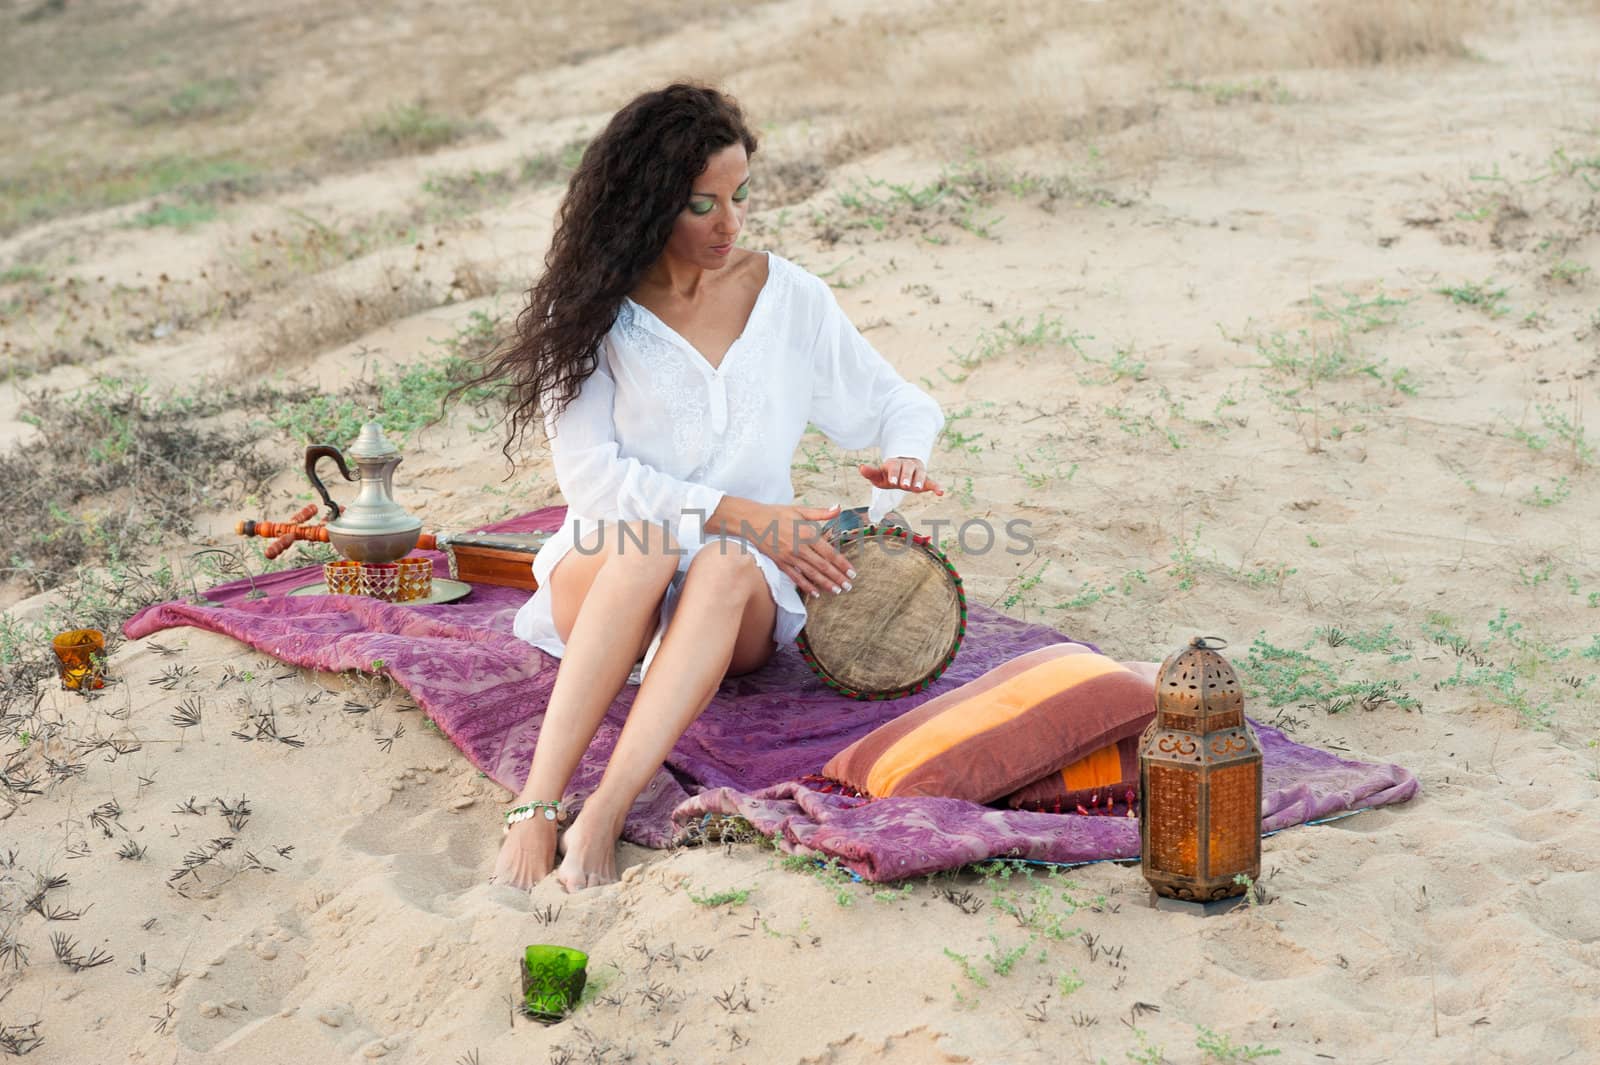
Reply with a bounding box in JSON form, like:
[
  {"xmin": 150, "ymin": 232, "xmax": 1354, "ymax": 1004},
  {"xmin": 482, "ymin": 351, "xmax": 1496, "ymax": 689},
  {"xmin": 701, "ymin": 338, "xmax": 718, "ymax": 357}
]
[{"xmin": 796, "ymin": 509, "xmax": 967, "ymax": 700}]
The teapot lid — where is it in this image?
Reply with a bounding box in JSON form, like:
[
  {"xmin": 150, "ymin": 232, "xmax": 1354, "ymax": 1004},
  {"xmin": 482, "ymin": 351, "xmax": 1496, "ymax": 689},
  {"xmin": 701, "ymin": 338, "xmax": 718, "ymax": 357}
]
[{"xmin": 347, "ymin": 410, "xmax": 400, "ymax": 461}]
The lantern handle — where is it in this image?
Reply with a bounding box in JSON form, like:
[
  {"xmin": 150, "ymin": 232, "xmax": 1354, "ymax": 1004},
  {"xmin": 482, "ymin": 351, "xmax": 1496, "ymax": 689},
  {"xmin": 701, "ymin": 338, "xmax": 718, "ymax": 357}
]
[{"xmin": 1190, "ymin": 635, "xmax": 1229, "ymax": 650}]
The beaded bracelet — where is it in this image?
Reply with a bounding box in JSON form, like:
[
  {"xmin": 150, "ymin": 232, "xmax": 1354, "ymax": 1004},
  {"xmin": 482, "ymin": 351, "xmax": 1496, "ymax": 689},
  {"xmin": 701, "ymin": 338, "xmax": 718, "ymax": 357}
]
[{"xmin": 503, "ymin": 800, "xmax": 562, "ymax": 833}]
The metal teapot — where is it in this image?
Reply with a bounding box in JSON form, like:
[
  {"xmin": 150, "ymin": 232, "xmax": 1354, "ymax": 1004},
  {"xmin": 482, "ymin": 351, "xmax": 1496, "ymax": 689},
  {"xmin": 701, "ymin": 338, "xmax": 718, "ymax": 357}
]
[{"xmin": 305, "ymin": 414, "xmax": 423, "ymax": 563}]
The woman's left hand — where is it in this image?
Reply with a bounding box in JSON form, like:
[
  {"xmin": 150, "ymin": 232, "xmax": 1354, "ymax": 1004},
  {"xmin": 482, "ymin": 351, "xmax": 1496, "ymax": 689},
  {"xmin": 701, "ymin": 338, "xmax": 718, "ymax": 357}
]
[{"xmin": 857, "ymin": 457, "xmax": 943, "ymax": 495}]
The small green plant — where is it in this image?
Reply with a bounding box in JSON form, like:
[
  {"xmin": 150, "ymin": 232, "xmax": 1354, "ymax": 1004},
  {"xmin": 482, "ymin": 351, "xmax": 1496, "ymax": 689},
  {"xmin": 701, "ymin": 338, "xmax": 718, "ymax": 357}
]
[
  {"xmin": 777, "ymin": 853, "xmax": 860, "ymax": 906},
  {"xmin": 992, "ymin": 883, "xmax": 1079, "ymax": 941},
  {"xmin": 1238, "ymin": 636, "xmax": 1343, "ymax": 711},
  {"xmin": 948, "ymin": 314, "xmax": 1082, "ymax": 375},
  {"xmin": 1015, "ymin": 447, "xmax": 1076, "ymax": 489},
  {"xmin": 1255, "ymin": 329, "xmax": 1379, "ymax": 388},
  {"xmin": 1533, "ymin": 403, "xmax": 1596, "ymax": 468},
  {"xmin": 943, "ymin": 947, "xmax": 989, "ymax": 988},
  {"xmin": 973, "ymin": 858, "xmax": 1033, "ymax": 883},
  {"xmin": 128, "ymin": 77, "xmax": 248, "ymax": 124},
  {"xmin": 688, "ymin": 887, "xmax": 751, "ymax": 908},
  {"xmin": 1310, "ymin": 287, "xmax": 1411, "ymax": 333},
  {"xmin": 1196, "ymin": 1025, "xmax": 1281, "ymax": 1062},
  {"xmin": 1002, "ymin": 560, "xmax": 1051, "ymax": 610},
  {"xmin": 1232, "ymin": 872, "xmax": 1261, "ymax": 909},
  {"xmin": 1057, "ymin": 969, "xmax": 1085, "ymax": 996},
  {"xmin": 942, "ymin": 426, "xmax": 986, "ymax": 454},
  {"xmin": 1520, "ymin": 561, "xmax": 1555, "ymax": 588},
  {"xmin": 982, "ymin": 933, "xmax": 1031, "ymax": 976},
  {"xmin": 269, "ymin": 347, "xmax": 502, "ymax": 446},
  {"xmin": 1, "ymin": 154, "xmax": 260, "ymax": 236},
  {"xmin": 1060, "ymin": 585, "xmax": 1107, "ymax": 610},
  {"xmin": 1436, "ymin": 278, "xmax": 1511, "ymax": 318},
  {"xmin": 1077, "ymin": 345, "xmax": 1148, "ymax": 385},
  {"xmin": 348, "ymin": 101, "xmax": 486, "ymax": 158},
  {"xmin": 955, "ymin": 476, "xmax": 977, "ymax": 509},
  {"xmin": 1388, "ymin": 367, "xmax": 1421, "ymax": 396},
  {"xmin": 1524, "ymin": 478, "xmax": 1571, "ymax": 508},
  {"xmin": 1547, "ymin": 260, "xmax": 1591, "ymax": 286},
  {"xmin": 126, "ymin": 201, "xmax": 219, "ymax": 230},
  {"xmin": 1126, "ymin": 1028, "xmax": 1167, "ymax": 1065},
  {"xmin": 1171, "ymin": 77, "xmax": 1294, "ymax": 105},
  {"xmin": 0, "ymin": 264, "xmax": 45, "ymax": 284},
  {"xmin": 1169, "ymin": 526, "xmax": 1204, "ymax": 591},
  {"xmin": 1318, "ymin": 623, "xmax": 1408, "ymax": 655},
  {"xmin": 1244, "ymin": 563, "xmax": 1296, "ymax": 591},
  {"xmin": 1063, "ymin": 566, "xmax": 1150, "ymax": 611}
]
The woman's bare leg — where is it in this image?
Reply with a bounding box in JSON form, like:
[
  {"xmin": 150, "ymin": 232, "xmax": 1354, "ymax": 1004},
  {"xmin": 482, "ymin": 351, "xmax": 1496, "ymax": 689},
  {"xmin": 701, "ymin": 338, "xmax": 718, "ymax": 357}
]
[
  {"xmin": 492, "ymin": 520, "xmax": 678, "ymax": 889},
  {"xmin": 556, "ymin": 542, "xmax": 777, "ymax": 891}
]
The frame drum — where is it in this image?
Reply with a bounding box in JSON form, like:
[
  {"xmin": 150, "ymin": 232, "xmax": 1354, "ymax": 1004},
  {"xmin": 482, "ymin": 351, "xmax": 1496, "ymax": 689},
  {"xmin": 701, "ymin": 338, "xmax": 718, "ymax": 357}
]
[{"xmin": 796, "ymin": 508, "xmax": 967, "ymax": 700}]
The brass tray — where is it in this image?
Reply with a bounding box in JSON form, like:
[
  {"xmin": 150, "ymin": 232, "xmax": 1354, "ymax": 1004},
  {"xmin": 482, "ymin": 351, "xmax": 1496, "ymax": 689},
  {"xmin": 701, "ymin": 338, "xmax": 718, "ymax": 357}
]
[{"xmin": 286, "ymin": 577, "xmax": 474, "ymax": 606}]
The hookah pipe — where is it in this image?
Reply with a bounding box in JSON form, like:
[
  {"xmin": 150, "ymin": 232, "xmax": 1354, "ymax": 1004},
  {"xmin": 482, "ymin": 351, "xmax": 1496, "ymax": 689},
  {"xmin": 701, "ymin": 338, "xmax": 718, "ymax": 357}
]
[
  {"xmin": 235, "ymin": 505, "xmax": 438, "ymax": 560},
  {"xmin": 236, "ymin": 508, "xmax": 545, "ymax": 591}
]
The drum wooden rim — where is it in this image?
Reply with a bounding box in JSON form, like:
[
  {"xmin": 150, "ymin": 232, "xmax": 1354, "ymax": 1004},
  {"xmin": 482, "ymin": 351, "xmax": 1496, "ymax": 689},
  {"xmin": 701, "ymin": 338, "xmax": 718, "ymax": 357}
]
[{"xmin": 795, "ymin": 524, "xmax": 967, "ymax": 700}]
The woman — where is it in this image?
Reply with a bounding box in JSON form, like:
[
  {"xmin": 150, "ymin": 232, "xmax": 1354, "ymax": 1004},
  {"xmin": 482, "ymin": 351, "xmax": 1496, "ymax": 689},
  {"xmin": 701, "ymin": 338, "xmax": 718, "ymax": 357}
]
[{"xmin": 485, "ymin": 84, "xmax": 945, "ymax": 892}]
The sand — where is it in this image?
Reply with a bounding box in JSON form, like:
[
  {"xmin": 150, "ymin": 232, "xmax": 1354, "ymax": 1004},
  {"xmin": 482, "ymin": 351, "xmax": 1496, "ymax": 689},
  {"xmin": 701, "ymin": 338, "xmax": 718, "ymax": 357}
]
[{"xmin": 2, "ymin": 1, "xmax": 1598, "ymax": 1062}]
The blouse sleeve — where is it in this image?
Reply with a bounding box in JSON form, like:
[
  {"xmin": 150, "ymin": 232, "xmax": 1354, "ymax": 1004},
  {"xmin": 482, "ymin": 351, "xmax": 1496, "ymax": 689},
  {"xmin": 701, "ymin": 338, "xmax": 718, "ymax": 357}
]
[
  {"xmin": 806, "ymin": 278, "xmax": 945, "ymax": 463},
  {"xmin": 545, "ymin": 341, "xmax": 725, "ymax": 547}
]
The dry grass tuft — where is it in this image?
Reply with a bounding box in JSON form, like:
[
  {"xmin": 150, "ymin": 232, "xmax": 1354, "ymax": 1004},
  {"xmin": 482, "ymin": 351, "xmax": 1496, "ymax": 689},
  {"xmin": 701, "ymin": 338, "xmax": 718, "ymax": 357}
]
[
  {"xmin": 247, "ymin": 270, "xmax": 438, "ymax": 370},
  {"xmin": 1110, "ymin": 0, "xmax": 1479, "ymax": 78},
  {"xmin": 334, "ymin": 101, "xmax": 496, "ymax": 164},
  {"xmin": 447, "ymin": 259, "xmax": 518, "ymax": 303},
  {"xmin": 0, "ymin": 379, "xmax": 285, "ymax": 595},
  {"xmin": 1321, "ymin": 0, "xmax": 1477, "ymax": 65},
  {"xmin": 754, "ymin": 158, "xmax": 831, "ymax": 209}
]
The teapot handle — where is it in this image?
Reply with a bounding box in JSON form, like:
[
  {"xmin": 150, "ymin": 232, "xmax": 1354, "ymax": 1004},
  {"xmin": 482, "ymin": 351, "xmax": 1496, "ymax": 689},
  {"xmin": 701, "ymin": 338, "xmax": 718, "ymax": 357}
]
[{"xmin": 305, "ymin": 445, "xmax": 357, "ymax": 520}]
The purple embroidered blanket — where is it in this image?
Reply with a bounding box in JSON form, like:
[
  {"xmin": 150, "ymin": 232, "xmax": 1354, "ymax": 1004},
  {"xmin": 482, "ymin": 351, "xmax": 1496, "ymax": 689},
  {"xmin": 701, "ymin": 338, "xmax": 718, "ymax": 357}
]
[{"xmin": 125, "ymin": 506, "xmax": 1418, "ymax": 881}]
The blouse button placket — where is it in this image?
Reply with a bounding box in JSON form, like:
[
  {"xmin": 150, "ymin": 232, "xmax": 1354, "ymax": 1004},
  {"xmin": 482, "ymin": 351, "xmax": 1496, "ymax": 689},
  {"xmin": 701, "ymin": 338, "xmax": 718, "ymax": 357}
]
[{"xmin": 708, "ymin": 371, "xmax": 729, "ymax": 435}]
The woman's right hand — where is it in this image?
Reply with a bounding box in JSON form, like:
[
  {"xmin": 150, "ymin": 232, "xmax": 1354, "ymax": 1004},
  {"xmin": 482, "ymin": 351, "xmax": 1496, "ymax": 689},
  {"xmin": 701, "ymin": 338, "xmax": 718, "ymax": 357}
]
[{"xmin": 751, "ymin": 502, "xmax": 855, "ymax": 598}]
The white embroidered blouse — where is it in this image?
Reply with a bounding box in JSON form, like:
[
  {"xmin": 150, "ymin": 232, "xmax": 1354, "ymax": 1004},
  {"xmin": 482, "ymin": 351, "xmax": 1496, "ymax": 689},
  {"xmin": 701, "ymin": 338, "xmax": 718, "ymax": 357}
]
[{"xmin": 511, "ymin": 251, "xmax": 945, "ymax": 675}]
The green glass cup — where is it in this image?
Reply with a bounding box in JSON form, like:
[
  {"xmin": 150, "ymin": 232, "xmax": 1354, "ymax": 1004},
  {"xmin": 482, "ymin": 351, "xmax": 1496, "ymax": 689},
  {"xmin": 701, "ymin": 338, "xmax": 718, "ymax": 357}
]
[{"xmin": 520, "ymin": 945, "xmax": 587, "ymax": 1023}]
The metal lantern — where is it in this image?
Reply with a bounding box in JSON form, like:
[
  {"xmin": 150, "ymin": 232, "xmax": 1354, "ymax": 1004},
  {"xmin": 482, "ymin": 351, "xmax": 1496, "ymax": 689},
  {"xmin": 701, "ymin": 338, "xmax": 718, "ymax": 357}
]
[{"xmin": 1138, "ymin": 636, "xmax": 1262, "ymax": 915}]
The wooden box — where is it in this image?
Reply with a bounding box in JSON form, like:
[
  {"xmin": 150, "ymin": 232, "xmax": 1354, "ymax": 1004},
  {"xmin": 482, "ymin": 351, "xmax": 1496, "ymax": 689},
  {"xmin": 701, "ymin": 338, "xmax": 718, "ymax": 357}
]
[{"xmin": 437, "ymin": 532, "xmax": 551, "ymax": 591}]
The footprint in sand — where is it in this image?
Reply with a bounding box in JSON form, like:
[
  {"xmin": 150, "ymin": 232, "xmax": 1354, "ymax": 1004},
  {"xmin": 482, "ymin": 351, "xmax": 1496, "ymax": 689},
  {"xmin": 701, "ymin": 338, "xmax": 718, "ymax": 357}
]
[
  {"xmin": 339, "ymin": 803, "xmax": 483, "ymax": 905},
  {"xmin": 171, "ymin": 923, "xmax": 307, "ymax": 1053}
]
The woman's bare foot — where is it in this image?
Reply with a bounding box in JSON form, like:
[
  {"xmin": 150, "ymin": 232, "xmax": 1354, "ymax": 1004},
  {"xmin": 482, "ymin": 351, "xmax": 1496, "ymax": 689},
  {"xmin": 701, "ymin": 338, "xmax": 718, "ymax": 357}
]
[
  {"xmin": 555, "ymin": 806, "xmax": 626, "ymax": 892},
  {"xmin": 491, "ymin": 817, "xmax": 559, "ymax": 890}
]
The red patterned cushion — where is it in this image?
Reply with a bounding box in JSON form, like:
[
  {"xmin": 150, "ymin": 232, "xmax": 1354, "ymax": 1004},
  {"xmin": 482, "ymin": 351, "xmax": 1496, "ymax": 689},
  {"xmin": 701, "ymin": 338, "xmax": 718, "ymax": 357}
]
[{"xmin": 1003, "ymin": 734, "xmax": 1143, "ymax": 815}]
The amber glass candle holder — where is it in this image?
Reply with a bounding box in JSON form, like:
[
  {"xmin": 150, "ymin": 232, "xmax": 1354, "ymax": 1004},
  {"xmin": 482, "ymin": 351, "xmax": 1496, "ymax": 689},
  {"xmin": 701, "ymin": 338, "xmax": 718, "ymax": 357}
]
[
  {"xmin": 52, "ymin": 629, "xmax": 106, "ymax": 691},
  {"xmin": 323, "ymin": 560, "xmax": 363, "ymax": 595},
  {"xmin": 394, "ymin": 556, "xmax": 433, "ymax": 602},
  {"xmin": 360, "ymin": 562, "xmax": 400, "ymax": 602},
  {"xmin": 520, "ymin": 945, "xmax": 588, "ymax": 1024}
]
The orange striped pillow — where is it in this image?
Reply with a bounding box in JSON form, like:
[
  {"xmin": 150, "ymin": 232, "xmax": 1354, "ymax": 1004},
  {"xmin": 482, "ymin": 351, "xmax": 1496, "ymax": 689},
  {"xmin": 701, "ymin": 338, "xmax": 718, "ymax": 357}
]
[{"xmin": 821, "ymin": 644, "xmax": 1155, "ymax": 803}]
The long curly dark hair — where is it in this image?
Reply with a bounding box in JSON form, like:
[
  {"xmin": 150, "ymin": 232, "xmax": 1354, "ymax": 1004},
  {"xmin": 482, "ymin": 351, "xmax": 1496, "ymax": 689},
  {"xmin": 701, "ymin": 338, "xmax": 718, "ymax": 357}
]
[{"xmin": 475, "ymin": 83, "xmax": 758, "ymax": 459}]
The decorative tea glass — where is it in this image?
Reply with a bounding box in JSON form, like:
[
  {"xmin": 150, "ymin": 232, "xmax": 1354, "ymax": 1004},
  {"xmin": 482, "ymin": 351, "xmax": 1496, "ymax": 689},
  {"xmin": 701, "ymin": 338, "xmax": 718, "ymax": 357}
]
[
  {"xmin": 521, "ymin": 944, "xmax": 588, "ymax": 1023},
  {"xmin": 394, "ymin": 556, "xmax": 433, "ymax": 602},
  {"xmin": 52, "ymin": 629, "xmax": 106, "ymax": 691},
  {"xmin": 360, "ymin": 562, "xmax": 400, "ymax": 602},
  {"xmin": 323, "ymin": 560, "xmax": 363, "ymax": 595}
]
